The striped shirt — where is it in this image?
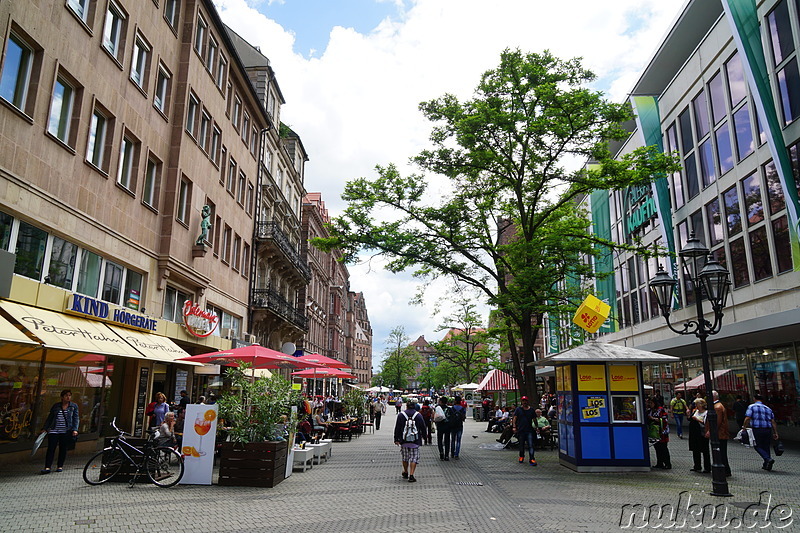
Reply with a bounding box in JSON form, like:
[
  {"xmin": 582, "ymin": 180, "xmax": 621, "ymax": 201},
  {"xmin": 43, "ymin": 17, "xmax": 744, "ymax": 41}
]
[
  {"xmin": 52, "ymin": 409, "xmax": 68, "ymax": 434},
  {"xmin": 745, "ymin": 401, "xmax": 774, "ymax": 429}
]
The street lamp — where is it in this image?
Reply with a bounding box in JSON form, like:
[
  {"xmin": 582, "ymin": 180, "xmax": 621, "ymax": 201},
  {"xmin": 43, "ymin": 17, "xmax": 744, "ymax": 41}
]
[{"xmin": 648, "ymin": 232, "xmax": 732, "ymax": 497}]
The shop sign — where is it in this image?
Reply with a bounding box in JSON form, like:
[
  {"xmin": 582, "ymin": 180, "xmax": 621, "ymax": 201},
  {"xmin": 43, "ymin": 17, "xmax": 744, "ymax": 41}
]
[
  {"xmin": 577, "ymin": 364, "xmax": 606, "ymax": 391},
  {"xmin": 610, "ymin": 364, "xmax": 639, "ymax": 391},
  {"xmin": 66, "ymin": 294, "xmax": 158, "ymax": 332},
  {"xmin": 182, "ymin": 301, "xmax": 218, "ymax": 338}
]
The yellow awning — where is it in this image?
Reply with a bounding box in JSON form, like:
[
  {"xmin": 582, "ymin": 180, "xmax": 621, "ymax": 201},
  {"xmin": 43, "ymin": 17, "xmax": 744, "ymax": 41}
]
[
  {"xmin": 105, "ymin": 324, "xmax": 200, "ymax": 365},
  {"xmin": 0, "ymin": 301, "xmax": 145, "ymax": 362},
  {"xmin": 0, "ymin": 312, "xmax": 38, "ymax": 345}
]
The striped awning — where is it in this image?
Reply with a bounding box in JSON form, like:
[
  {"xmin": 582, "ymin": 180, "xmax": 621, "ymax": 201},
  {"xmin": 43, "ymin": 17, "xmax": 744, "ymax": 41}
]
[{"xmin": 476, "ymin": 369, "xmax": 518, "ymax": 391}]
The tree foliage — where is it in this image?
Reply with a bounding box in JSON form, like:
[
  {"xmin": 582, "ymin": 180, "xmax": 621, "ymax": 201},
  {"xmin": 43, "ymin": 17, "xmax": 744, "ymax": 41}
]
[
  {"xmin": 430, "ymin": 298, "xmax": 495, "ymax": 383},
  {"xmin": 379, "ymin": 326, "xmax": 420, "ymax": 390},
  {"xmin": 316, "ymin": 49, "xmax": 679, "ymax": 402}
]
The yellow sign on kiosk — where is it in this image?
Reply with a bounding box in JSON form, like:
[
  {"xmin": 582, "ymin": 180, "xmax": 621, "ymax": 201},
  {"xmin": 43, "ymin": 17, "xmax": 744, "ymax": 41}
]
[
  {"xmin": 577, "ymin": 364, "xmax": 606, "ymax": 391},
  {"xmin": 572, "ymin": 294, "xmax": 611, "ymax": 334},
  {"xmin": 609, "ymin": 364, "xmax": 639, "ymax": 391}
]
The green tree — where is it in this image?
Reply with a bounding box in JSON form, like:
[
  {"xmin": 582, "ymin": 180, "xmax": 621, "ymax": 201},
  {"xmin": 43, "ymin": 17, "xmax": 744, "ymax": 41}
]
[
  {"xmin": 431, "ymin": 298, "xmax": 495, "ymax": 383},
  {"xmin": 317, "ymin": 49, "xmax": 679, "ymax": 402},
  {"xmin": 379, "ymin": 326, "xmax": 420, "ymax": 390}
]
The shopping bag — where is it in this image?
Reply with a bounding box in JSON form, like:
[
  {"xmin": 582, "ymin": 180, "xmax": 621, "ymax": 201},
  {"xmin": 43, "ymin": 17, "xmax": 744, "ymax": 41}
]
[{"xmin": 773, "ymin": 439, "xmax": 784, "ymax": 456}]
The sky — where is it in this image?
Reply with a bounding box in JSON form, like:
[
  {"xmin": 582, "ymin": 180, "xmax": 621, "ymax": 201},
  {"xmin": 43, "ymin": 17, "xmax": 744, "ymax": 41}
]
[{"xmin": 213, "ymin": 0, "xmax": 687, "ymax": 368}]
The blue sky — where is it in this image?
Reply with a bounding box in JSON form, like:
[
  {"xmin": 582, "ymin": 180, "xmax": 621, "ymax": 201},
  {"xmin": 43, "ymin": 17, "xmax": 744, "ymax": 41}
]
[{"xmin": 257, "ymin": 0, "xmax": 406, "ymax": 58}]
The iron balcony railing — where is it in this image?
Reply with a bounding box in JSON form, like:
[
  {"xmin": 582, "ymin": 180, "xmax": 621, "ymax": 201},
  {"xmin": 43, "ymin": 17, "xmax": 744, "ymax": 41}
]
[
  {"xmin": 252, "ymin": 287, "xmax": 308, "ymax": 331},
  {"xmin": 255, "ymin": 221, "xmax": 312, "ymax": 281}
]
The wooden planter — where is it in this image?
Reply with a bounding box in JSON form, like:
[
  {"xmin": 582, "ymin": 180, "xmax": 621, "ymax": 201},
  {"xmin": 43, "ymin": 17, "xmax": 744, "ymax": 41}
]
[{"xmin": 217, "ymin": 441, "xmax": 288, "ymax": 487}]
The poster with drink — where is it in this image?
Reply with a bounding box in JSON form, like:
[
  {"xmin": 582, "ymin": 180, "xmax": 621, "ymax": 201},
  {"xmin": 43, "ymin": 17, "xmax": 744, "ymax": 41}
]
[{"xmin": 180, "ymin": 404, "xmax": 217, "ymax": 485}]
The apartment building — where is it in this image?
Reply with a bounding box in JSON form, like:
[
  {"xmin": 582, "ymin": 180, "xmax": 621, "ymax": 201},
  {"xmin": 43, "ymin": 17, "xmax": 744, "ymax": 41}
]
[{"xmin": 346, "ymin": 291, "xmax": 373, "ymax": 387}]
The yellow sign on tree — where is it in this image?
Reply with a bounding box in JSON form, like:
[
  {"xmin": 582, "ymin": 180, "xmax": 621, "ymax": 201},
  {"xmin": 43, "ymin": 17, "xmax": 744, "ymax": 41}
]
[{"xmin": 572, "ymin": 294, "xmax": 611, "ymax": 334}]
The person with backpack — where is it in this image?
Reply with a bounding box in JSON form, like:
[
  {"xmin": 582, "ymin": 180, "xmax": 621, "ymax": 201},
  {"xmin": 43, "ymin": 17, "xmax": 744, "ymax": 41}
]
[
  {"xmin": 669, "ymin": 392, "xmax": 689, "ymax": 439},
  {"xmin": 448, "ymin": 395, "xmax": 467, "ymax": 460},
  {"xmin": 512, "ymin": 396, "xmax": 537, "ymax": 466},
  {"xmin": 394, "ymin": 400, "xmax": 426, "ymax": 482},
  {"xmin": 433, "ymin": 396, "xmax": 451, "ymax": 460}
]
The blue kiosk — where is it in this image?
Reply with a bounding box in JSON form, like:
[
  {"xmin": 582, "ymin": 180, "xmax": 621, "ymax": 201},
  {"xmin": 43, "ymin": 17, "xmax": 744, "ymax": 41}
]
[{"xmin": 534, "ymin": 343, "xmax": 678, "ymax": 472}]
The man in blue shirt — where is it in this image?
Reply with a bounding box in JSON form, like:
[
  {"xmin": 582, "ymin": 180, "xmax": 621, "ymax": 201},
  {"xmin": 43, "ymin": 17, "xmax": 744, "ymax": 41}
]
[{"xmin": 742, "ymin": 394, "xmax": 780, "ymax": 471}]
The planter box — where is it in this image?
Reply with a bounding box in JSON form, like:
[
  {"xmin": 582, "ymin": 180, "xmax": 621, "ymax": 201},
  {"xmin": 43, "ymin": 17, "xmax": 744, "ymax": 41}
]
[{"xmin": 218, "ymin": 441, "xmax": 288, "ymax": 487}]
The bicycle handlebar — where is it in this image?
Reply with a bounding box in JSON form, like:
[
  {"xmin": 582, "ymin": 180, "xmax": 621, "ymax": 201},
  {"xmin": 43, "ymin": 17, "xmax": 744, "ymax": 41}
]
[{"xmin": 110, "ymin": 417, "xmax": 131, "ymax": 437}]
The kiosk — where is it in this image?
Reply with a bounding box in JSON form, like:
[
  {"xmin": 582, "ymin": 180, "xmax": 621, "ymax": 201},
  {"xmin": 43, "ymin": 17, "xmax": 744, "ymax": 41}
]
[{"xmin": 534, "ymin": 342, "xmax": 678, "ymax": 472}]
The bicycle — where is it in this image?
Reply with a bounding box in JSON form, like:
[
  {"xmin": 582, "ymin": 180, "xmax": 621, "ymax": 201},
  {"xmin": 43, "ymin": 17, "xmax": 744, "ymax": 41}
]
[{"xmin": 82, "ymin": 417, "xmax": 184, "ymax": 488}]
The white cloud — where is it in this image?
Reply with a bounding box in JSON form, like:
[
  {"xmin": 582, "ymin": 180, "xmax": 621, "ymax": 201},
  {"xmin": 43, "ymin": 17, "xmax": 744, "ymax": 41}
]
[{"xmin": 214, "ymin": 0, "xmax": 685, "ymax": 354}]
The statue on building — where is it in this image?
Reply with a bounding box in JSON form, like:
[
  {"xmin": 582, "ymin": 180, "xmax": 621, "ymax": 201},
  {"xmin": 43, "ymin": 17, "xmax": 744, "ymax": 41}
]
[{"xmin": 196, "ymin": 205, "xmax": 212, "ymax": 246}]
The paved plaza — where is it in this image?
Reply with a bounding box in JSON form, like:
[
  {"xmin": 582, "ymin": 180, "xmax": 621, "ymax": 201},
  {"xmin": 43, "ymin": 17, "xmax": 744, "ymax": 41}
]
[{"xmin": 1, "ymin": 415, "xmax": 798, "ymax": 532}]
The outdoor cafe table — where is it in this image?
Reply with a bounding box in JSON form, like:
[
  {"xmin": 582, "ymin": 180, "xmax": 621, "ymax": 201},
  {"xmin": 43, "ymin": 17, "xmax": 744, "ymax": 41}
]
[
  {"xmin": 305, "ymin": 441, "xmax": 330, "ymax": 464},
  {"xmin": 292, "ymin": 446, "xmax": 313, "ymax": 472}
]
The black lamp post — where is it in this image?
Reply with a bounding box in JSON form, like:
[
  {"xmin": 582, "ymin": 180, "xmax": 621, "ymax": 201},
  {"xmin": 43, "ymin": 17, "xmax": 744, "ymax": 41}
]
[{"xmin": 649, "ymin": 232, "xmax": 732, "ymax": 497}]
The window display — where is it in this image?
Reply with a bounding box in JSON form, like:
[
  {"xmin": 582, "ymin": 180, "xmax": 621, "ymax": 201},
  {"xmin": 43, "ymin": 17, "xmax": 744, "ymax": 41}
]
[{"xmin": 612, "ymin": 395, "xmax": 640, "ymax": 423}]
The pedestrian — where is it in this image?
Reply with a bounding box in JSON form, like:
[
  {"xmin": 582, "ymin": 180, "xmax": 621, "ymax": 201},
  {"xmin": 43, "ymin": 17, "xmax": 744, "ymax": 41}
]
[
  {"xmin": 448, "ymin": 395, "xmax": 466, "ymax": 459},
  {"xmin": 732, "ymin": 395, "xmax": 749, "ymax": 446},
  {"xmin": 146, "ymin": 392, "xmax": 169, "ymax": 428},
  {"xmin": 39, "ymin": 389, "xmax": 79, "ymax": 474},
  {"xmin": 704, "ymin": 390, "xmax": 731, "ymax": 476},
  {"xmin": 434, "ymin": 396, "xmax": 451, "ymax": 460},
  {"xmin": 374, "ymin": 396, "xmax": 386, "ymax": 430},
  {"xmin": 512, "ymin": 396, "xmax": 537, "ymax": 466},
  {"xmin": 669, "ymin": 392, "xmax": 688, "ymax": 439},
  {"xmin": 394, "ymin": 400, "xmax": 426, "ymax": 482},
  {"xmin": 395, "ymin": 397, "xmax": 402, "ymax": 414},
  {"xmin": 742, "ymin": 393, "xmax": 780, "ymax": 471},
  {"xmin": 688, "ymin": 398, "xmax": 710, "ymax": 473},
  {"xmin": 647, "ymin": 397, "xmax": 671, "ymax": 469},
  {"xmin": 482, "ymin": 397, "xmax": 492, "ymax": 422},
  {"xmin": 177, "ymin": 390, "xmax": 191, "ymax": 418},
  {"xmin": 419, "ymin": 399, "xmax": 434, "ymax": 445}
]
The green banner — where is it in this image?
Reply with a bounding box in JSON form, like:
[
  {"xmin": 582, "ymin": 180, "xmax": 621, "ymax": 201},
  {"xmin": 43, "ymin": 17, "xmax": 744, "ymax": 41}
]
[
  {"xmin": 722, "ymin": 0, "xmax": 800, "ymax": 270},
  {"xmin": 590, "ymin": 188, "xmax": 616, "ymax": 334},
  {"xmin": 630, "ymin": 95, "xmax": 679, "ymax": 305}
]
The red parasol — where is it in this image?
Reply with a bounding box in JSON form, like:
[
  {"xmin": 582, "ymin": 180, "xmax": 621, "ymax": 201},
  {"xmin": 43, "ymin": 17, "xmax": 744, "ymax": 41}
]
[
  {"xmin": 178, "ymin": 344, "xmax": 325, "ymax": 370},
  {"xmin": 292, "ymin": 367, "xmax": 357, "ymax": 380},
  {"xmin": 294, "ymin": 353, "xmax": 351, "ymax": 369}
]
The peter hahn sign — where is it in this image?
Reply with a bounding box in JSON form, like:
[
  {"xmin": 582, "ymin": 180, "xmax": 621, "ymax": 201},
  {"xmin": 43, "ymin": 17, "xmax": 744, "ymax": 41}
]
[{"xmin": 66, "ymin": 294, "xmax": 158, "ymax": 332}]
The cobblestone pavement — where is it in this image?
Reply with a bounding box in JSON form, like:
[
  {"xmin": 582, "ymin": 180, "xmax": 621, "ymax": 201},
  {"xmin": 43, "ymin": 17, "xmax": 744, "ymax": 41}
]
[{"xmin": 1, "ymin": 415, "xmax": 798, "ymax": 532}]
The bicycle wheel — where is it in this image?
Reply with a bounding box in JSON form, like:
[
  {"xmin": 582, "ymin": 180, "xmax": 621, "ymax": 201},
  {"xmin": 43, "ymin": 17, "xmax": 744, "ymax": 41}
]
[
  {"xmin": 145, "ymin": 447, "xmax": 184, "ymax": 487},
  {"xmin": 83, "ymin": 447, "xmax": 125, "ymax": 485}
]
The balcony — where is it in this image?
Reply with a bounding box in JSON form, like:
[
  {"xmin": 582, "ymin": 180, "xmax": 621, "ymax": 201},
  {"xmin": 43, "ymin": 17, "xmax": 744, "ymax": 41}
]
[
  {"xmin": 252, "ymin": 287, "xmax": 308, "ymax": 331},
  {"xmin": 255, "ymin": 221, "xmax": 311, "ymax": 282}
]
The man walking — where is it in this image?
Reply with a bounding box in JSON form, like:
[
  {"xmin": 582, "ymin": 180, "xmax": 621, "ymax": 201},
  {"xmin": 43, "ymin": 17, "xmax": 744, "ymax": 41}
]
[
  {"xmin": 373, "ymin": 396, "xmax": 386, "ymax": 430},
  {"xmin": 394, "ymin": 401, "xmax": 426, "ymax": 482},
  {"xmin": 743, "ymin": 394, "xmax": 780, "ymax": 471},
  {"xmin": 512, "ymin": 396, "xmax": 537, "ymax": 466},
  {"xmin": 704, "ymin": 390, "xmax": 731, "ymax": 476},
  {"xmin": 732, "ymin": 395, "xmax": 749, "ymax": 446},
  {"xmin": 434, "ymin": 397, "xmax": 451, "ymax": 460},
  {"xmin": 669, "ymin": 392, "xmax": 688, "ymax": 439},
  {"xmin": 448, "ymin": 396, "xmax": 467, "ymax": 459}
]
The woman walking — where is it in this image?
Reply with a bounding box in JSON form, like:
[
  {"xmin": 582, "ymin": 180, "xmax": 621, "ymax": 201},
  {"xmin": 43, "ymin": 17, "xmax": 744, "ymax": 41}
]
[
  {"xmin": 647, "ymin": 397, "xmax": 671, "ymax": 469},
  {"xmin": 688, "ymin": 398, "xmax": 710, "ymax": 473},
  {"xmin": 434, "ymin": 397, "xmax": 451, "ymax": 460},
  {"xmin": 40, "ymin": 389, "xmax": 79, "ymax": 474}
]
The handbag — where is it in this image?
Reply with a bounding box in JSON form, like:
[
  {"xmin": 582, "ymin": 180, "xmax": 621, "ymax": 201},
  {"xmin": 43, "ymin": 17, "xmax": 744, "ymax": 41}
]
[
  {"xmin": 430, "ymin": 422, "xmax": 435, "ymax": 434},
  {"xmin": 773, "ymin": 439, "xmax": 784, "ymax": 456},
  {"xmin": 647, "ymin": 422, "xmax": 660, "ymax": 440},
  {"xmin": 66, "ymin": 434, "xmax": 78, "ymax": 451}
]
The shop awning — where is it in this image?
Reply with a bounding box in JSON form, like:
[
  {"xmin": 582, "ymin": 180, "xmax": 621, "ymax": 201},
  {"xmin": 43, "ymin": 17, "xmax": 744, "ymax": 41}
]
[
  {"xmin": 105, "ymin": 324, "xmax": 199, "ymax": 365},
  {"xmin": 0, "ymin": 301, "xmax": 145, "ymax": 362},
  {"xmin": 0, "ymin": 312, "xmax": 38, "ymax": 345},
  {"xmin": 476, "ymin": 369, "xmax": 518, "ymax": 391},
  {"xmin": 674, "ymin": 370, "xmax": 730, "ymax": 391}
]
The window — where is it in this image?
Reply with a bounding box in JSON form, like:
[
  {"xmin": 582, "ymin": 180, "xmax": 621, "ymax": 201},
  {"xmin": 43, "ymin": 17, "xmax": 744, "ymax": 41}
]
[
  {"xmin": 729, "ymin": 238, "xmax": 749, "ymax": 288},
  {"xmin": 777, "ymin": 59, "xmax": 800, "ymax": 126},
  {"xmin": 219, "ymin": 145, "xmax": 227, "ymax": 184},
  {"xmin": 227, "ymin": 158, "xmax": 236, "ymax": 194},
  {"xmin": 207, "ymin": 35, "xmax": 217, "ymax": 73},
  {"xmin": 767, "ymin": 1, "xmax": 794, "ymax": 66},
  {"xmin": 76, "ymin": 249, "xmax": 102, "ymax": 297},
  {"xmin": 741, "ymin": 173, "xmax": 764, "ymax": 226},
  {"xmin": 749, "ymin": 227, "xmax": 773, "ymax": 282},
  {"xmin": 246, "ymin": 183, "xmax": 254, "ymax": 215},
  {"xmin": 177, "ymin": 177, "xmax": 191, "ymax": 223},
  {"xmin": 130, "ymin": 34, "xmax": 150, "ymax": 88},
  {"xmin": 67, "ymin": 0, "xmax": 92, "ymax": 23},
  {"xmin": 102, "ymin": 1, "xmax": 126, "ymax": 60},
  {"xmin": 123, "ymin": 270, "xmax": 142, "ymax": 309},
  {"xmin": 708, "ymin": 71, "xmax": 726, "ymax": 125},
  {"xmin": 47, "ymin": 75, "xmax": 76, "ymax": 144},
  {"xmin": 250, "ymin": 126, "xmax": 258, "ymax": 155},
  {"xmin": 678, "ymin": 108, "xmax": 693, "ymax": 154},
  {"xmin": 242, "ymin": 243, "xmax": 250, "ymax": 276},
  {"xmin": 0, "ymin": 32, "xmax": 35, "ymax": 112},
  {"xmin": 772, "ymin": 216, "xmax": 793, "ymax": 273},
  {"xmin": 692, "ymin": 91, "xmax": 709, "ymax": 139},
  {"xmin": 186, "ymin": 93, "xmax": 198, "ymax": 136},
  {"xmin": 86, "ymin": 106, "xmax": 110, "ymax": 170},
  {"xmin": 213, "ymin": 214, "xmax": 221, "ymax": 256},
  {"xmin": 715, "ymin": 122, "xmax": 734, "ymax": 175},
  {"xmin": 222, "ymin": 224, "xmax": 231, "ymax": 263},
  {"xmin": 242, "ymin": 113, "xmax": 250, "ymax": 143},
  {"xmin": 723, "ymin": 185, "xmax": 742, "ymax": 236},
  {"xmin": 154, "ymin": 64, "xmax": 170, "ymax": 113},
  {"xmin": 102, "ymin": 261, "xmax": 124, "ymax": 304},
  {"xmin": 142, "ymin": 155, "xmax": 160, "ymax": 208},
  {"xmin": 764, "ymin": 161, "xmax": 785, "ymax": 215},
  {"xmin": 48, "ymin": 236, "xmax": 78, "ymax": 289},
  {"xmin": 116, "ymin": 134, "xmax": 139, "ymax": 190},
  {"xmin": 14, "ymin": 221, "xmax": 48, "ymax": 280},
  {"xmin": 698, "ymin": 139, "xmax": 715, "ymax": 187},
  {"xmin": 232, "ymin": 96, "xmax": 241, "ymax": 129},
  {"xmin": 684, "ymin": 153, "xmax": 699, "ymax": 199},
  {"xmin": 210, "ymin": 125, "xmax": 221, "ymax": 163},
  {"xmin": 216, "ymin": 54, "xmax": 227, "ymax": 89},
  {"xmin": 163, "ymin": 286, "xmax": 191, "ymax": 322},
  {"xmin": 725, "ymin": 53, "xmax": 747, "ymax": 107},
  {"xmin": 194, "ymin": 14, "xmax": 207, "ymax": 57},
  {"xmin": 164, "ymin": 0, "xmax": 179, "ymax": 29},
  {"xmin": 204, "ymin": 200, "xmax": 215, "ymax": 244},
  {"xmin": 237, "ymin": 171, "xmax": 245, "ymax": 204},
  {"xmin": 665, "ymin": 124, "xmax": 684, "ymax": 208},
  {"xmin": 706, "ymin": 198, "xmax": 723, "ymax": 246},
  {"xmin": 232, "ymin": 235, "xmax": 241, "ymax": 271},
  {"xmin": 199, "ymin": 110, "xmax": 210, "ymax": 151},
  {"xmin": 733, "ymin": 105, "xmax": 754, "ymax": 161}
]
